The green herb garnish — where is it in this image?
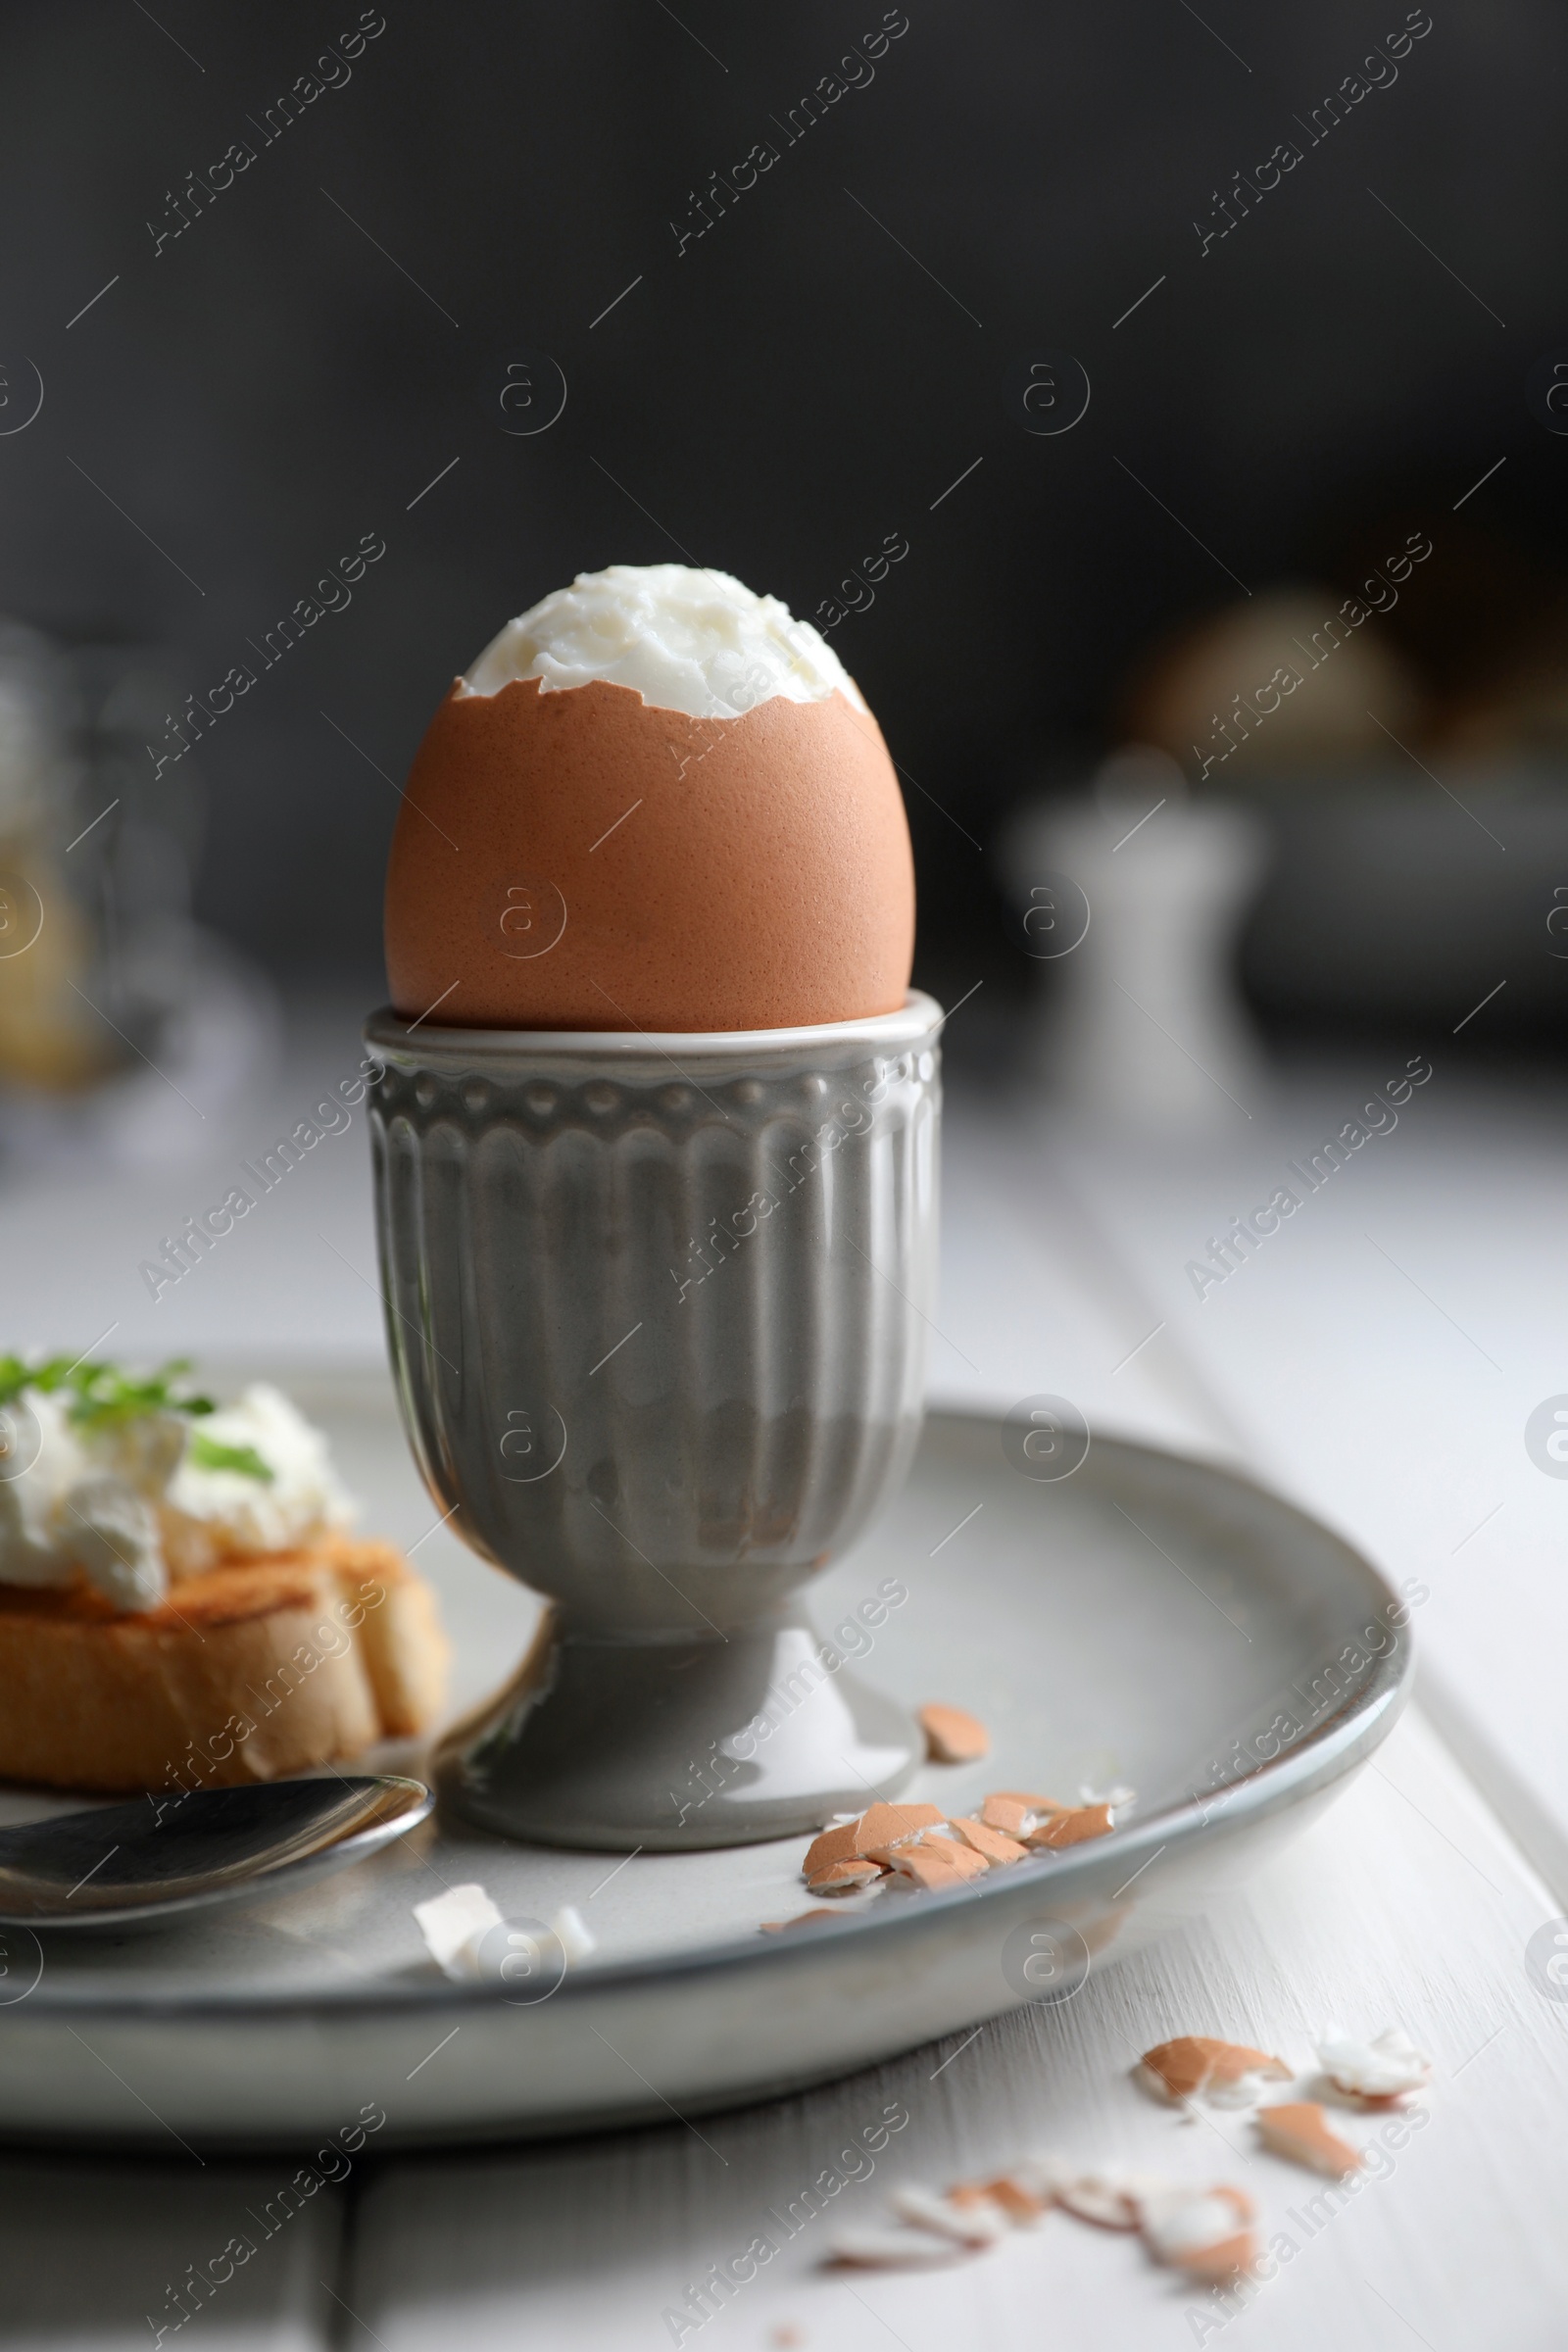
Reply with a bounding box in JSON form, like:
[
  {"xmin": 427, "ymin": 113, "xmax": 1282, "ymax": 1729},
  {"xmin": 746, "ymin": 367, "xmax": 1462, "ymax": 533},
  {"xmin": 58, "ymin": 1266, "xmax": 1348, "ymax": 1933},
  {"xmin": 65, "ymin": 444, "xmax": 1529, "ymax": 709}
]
[
  {"xmin": 0, "ymin": 1353, "xmax": 216, "ymax": 1427},
  {"xmin": 187, "ymin": 1434, "xmax": 274, "ymax": 1483},
  {"xmin": 0, "ymin": 1353, "xmax": 75, "ymax": 1410}
]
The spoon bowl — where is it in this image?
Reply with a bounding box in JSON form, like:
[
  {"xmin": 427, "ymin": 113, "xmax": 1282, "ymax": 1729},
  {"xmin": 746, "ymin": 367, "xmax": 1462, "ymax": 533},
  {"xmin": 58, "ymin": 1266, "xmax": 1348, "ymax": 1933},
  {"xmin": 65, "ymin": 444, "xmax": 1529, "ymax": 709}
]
[{"xmin": 0, "ymin": 1777, "xmax": 432, "ymax": 1930}]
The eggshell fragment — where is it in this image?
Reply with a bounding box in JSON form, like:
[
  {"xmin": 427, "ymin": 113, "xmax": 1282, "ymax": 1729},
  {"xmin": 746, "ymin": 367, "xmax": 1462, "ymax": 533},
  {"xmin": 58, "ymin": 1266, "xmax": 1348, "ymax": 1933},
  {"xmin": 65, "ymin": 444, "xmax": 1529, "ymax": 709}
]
[
  {"xmin": 889, "ymin": 2184, "xmax": 1008, "ymax": 2246},
  {"xmin": 1316, "ymin": 2026, "xmax": 1432, "ymax": 2105},
  {"xmin": 805, "ymin": 1857, "xmax": 887, "ymax": 1896},
  {"xmin": 867, "ymin": 1846, "xmax": 964, "ymax": 1892},
  {"xmin": 1008, "ymin": 2154, "xmax": 1078, "ymax": 2205},
  {"xmin": 825, "ymin": 2227, "xmax": 963, "ymax": 2270},
  {"xmin": 967, "ymin": 2176, "xmax": 1049, "ymax": 2226},
  {"xmin": 947, "ymin": 1816, "xmax": 1029, "ymax": 1866},
  {"xmin": 1141, "ymin": 2185, "xmax": 1259, "ymax": 2282},
  {"xmin": 802, "ymin": 1802, "xmax": 946, "ymax": 1880},
  {"xmin": 918, "ymin": 1702, "xmax": 991, "ymax": 1764},
  {"xmin": 851, "ymin": 1799, "xmax": 949, "ymax": 1850},
  {"xmin": 979, "ymin": 1794, "xmax": 1036, "ymax": 1837},
  {"xmin": 1255, "ymin": 2102, "xmax": 1363, "ymax": 2177},
  {"xmin": 1178, "ymin": 2231, "xmax": 1259, "ymax": 2286},
  {"xmin": 1055, "ymin": 2168, "xmax": 1163, "ymax": 2230},
  {"xmin": 1139, "ymin": 2035, "xmax": 1292, "ymax": 2103},
  {"xmin": 916, "ymin": 1831, "xmax": 991, "ymax": 1879},
  {"xmin": 384, "ymin": 678, "xmax": 915, "ymax": 1032},
  {"xmin": 978, "ymin": 1790, "xmax": 1070, "ymax": 1837},
  {"xmin": 1026, "ymin": 1803, "xmax": 1115, "ymax": 1850},
  {"xmin": 760, "ymin": 1908, "xmax": 845, "ymax": 1934},
  {"xmin": 804, "ymin": 1796, "xmax": 950, "ymax": 1890},
  {"xmin": 800, "ymin": 1823, "xmax": 860, "ymax": 1878},
  {"xmin": 871, "ymin": 1835, "xmax": 988, "ymax": 1889}
]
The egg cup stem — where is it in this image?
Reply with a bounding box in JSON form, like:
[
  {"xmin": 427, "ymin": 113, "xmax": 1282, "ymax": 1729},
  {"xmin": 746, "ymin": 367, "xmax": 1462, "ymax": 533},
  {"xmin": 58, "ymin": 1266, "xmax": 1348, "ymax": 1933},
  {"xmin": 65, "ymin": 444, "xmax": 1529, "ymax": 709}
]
[
  {"xmin": 433, "ymin": 1608, "xmax": 919, "ymax": 1850},
  {"xmin": 366, "ymin": 995, "xmax": 943, "ymax": 1851}
]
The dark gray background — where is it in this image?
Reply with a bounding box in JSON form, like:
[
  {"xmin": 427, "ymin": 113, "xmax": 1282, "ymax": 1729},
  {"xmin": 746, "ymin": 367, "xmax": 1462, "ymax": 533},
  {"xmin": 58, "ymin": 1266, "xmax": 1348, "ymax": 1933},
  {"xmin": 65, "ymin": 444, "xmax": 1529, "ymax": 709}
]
[{"xmin": 1, "ymin": 1, "xmax": 1563, "ymax": 1033}]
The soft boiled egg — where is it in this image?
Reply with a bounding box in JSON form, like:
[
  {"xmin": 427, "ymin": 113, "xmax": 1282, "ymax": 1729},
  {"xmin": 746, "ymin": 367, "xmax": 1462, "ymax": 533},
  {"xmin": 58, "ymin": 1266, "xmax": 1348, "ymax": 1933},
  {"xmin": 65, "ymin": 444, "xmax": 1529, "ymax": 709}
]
[{"xmin": 383, "ymin": 564, "xmax": 915, "ymax": 1031}]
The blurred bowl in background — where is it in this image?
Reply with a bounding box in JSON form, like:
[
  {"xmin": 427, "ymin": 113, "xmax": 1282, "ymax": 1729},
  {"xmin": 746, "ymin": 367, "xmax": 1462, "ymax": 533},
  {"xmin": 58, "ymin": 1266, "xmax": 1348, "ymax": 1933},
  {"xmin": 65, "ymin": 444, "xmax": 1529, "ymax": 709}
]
[{"xmin": 1121, "ymin": 587, "xmax": 1426, "ymax": 786}]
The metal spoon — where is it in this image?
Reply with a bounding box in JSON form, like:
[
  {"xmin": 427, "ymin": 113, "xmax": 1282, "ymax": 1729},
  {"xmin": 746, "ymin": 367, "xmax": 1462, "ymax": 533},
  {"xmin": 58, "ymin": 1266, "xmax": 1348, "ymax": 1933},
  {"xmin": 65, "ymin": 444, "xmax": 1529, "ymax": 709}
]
[{"xmin": 0, "ymin": 1776, "xmax": 432, "ymax": 1929}]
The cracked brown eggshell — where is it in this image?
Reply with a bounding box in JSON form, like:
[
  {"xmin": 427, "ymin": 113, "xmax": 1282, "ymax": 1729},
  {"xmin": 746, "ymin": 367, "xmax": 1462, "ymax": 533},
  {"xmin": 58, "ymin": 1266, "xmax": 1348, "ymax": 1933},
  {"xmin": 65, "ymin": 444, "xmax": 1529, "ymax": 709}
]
[{"xmin": 383, "ymin": 677, "xmax": 916, "ymax": 1031}]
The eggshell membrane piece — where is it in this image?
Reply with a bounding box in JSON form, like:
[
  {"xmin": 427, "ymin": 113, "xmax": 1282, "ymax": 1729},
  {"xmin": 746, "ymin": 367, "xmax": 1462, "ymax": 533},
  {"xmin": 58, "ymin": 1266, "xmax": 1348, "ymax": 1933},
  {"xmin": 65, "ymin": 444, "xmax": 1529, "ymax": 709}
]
[{"xmin": 384, "ymin": 677, "xmax": 915, "ymax": 1031}]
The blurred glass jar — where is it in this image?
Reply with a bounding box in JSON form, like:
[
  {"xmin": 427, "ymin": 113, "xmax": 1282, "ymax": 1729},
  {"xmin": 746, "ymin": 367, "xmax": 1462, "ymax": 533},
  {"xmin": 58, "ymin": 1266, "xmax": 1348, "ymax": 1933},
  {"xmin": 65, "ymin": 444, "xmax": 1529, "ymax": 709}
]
[
  {"xmin": 0, "ymin": 620, "xmax": 109, "ymax": 1090},
  {"xmin": 0, "ymin": 619, "xmax": 278, "ymax": 1169}
]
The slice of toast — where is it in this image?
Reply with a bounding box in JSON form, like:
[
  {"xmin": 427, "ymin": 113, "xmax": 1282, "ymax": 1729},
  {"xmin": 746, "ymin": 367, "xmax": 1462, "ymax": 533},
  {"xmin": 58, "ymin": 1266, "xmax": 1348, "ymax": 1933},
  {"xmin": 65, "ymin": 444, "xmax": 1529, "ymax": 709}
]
[{"xmin": 0, "ymin": 1536, "xmax": 449, "ymax": 1794}]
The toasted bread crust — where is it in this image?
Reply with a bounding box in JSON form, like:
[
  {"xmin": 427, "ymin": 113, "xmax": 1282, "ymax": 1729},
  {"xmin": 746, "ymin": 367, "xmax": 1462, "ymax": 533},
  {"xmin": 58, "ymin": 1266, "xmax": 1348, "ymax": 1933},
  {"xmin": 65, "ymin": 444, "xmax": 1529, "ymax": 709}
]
[
  {"xmin": 0, "ymin": 1540, "xmax": 449, "ymax": 1794},
  {"xmin": 321, "ymin": 1538, "xmax": 450, "ymax": 1739}
]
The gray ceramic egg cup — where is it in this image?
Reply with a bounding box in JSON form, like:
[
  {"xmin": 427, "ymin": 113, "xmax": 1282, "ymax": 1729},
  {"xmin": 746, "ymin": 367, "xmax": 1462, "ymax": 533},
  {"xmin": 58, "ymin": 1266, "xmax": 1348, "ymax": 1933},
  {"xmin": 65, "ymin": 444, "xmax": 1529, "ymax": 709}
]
[{"xmin": 365, "ymin": 993, "xmax": 943, "ymax": 1851}]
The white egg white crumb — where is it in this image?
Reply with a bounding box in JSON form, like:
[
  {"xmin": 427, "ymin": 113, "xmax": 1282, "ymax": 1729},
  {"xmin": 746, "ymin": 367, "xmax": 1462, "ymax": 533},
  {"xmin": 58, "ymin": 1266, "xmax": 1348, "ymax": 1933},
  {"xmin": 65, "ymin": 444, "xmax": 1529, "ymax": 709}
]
[
  {"xmin": 415, "ymin": 1886, "xmax": 597, "ymax": 1983},
  {"xmin": 549, "ymin": 1904, "xmax": 596, "ymax": 1965},
  {"xmin": 415, "ymin": 1884, "xmax": 505, "ymax": 1979}
]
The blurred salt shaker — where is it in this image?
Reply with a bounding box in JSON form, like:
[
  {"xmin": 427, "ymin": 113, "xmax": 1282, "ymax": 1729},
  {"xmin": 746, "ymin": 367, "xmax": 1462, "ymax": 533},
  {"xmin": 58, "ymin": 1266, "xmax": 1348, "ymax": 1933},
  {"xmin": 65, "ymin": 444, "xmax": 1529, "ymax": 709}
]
[{"xmin": 1004, "ymin": 749, "xmax": 1269, "ymax": 1128}]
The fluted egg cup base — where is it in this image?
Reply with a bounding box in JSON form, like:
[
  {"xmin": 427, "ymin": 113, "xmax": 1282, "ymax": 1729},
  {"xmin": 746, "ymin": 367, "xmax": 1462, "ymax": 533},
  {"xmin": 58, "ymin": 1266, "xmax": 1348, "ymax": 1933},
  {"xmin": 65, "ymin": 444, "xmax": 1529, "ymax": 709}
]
[{"xmin": 434, "ymin": 1607, "xmax": 919, "ymax": 1851}]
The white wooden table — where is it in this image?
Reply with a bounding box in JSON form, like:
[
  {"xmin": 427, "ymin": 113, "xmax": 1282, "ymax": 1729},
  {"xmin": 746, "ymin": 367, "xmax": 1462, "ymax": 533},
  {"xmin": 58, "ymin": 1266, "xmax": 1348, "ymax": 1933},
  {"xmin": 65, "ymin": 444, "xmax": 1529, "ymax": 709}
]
[{"xmin": 3, "ymin": 1005, "xmax": 1565, "ymax": 2351}]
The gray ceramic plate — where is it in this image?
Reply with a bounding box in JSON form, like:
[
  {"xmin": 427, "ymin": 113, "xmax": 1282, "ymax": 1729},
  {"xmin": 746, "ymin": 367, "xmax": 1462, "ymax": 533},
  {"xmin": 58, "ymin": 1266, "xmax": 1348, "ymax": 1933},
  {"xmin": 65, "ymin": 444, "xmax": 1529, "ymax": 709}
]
[{"xmin": 0, "ymin": 1379, "xmax": 1409, "ymax": 2150}]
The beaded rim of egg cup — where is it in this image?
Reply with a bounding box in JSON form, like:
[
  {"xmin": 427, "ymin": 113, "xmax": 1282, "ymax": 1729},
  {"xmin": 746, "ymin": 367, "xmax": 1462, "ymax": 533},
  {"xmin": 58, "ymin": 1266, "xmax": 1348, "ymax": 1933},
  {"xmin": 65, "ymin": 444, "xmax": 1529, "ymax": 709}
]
[{"xmin": 364, "ymin": 990, "xmax": 942, "ymax": 1069}]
